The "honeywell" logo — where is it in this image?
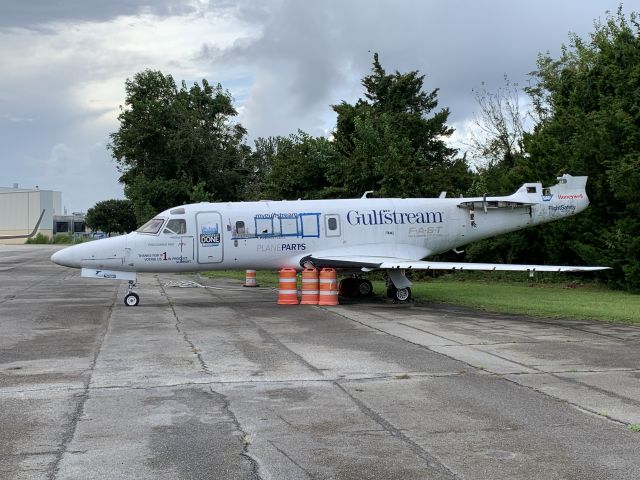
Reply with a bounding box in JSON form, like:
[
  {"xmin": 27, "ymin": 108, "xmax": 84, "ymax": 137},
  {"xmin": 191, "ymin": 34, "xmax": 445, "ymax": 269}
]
[{"xmin": 557, "ymin": 194, "xmax": 584, "ymax": 200}]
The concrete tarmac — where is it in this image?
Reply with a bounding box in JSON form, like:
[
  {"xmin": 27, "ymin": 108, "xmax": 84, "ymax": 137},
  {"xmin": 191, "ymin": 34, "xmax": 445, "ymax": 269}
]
[{"xmin": 1, "ymin": 244, "xmax": 640, "ymax": 479}]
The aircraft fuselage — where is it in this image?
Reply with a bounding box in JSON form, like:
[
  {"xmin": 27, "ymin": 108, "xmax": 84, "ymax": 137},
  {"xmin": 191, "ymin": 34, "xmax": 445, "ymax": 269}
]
[{"xmin": 51, "ymin": 175, "xmax": 590, "ymax": 275}]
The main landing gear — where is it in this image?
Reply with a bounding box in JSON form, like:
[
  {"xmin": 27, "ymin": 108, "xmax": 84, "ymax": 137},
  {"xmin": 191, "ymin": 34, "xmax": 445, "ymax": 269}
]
[
  {"xmin": 337, "ymin": 273, "xmax": 412, "ymax": 302},
  {"xmin": 386, "ymin": 285, "xmax": 412, "ymax": 302},
  {"xmin": 385, "ymin": 269, "xmax": 413, "ymax": 303},
  {"xmin": 124, "ymin": 280, "xmax": 139, "ymax": 307},
  {"xmin": 338, "ymin": 276, "xmax": 374, "ymax": 298}
]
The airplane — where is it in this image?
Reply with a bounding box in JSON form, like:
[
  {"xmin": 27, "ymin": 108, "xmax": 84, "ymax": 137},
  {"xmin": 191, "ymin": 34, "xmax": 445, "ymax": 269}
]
[
  {"xmin": 0, "ymin": 210, "xmax": 46, "ymax": 240},
  {"xmin": 50, "ymin": 174, "xmax": 609, "ymax": 306}
]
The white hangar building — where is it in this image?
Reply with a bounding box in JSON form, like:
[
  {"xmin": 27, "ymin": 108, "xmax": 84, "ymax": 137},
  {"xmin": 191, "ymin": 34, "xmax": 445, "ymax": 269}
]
[{"xmin": 0, "ymin": 185, "xmax": 62, "ymax": 244}]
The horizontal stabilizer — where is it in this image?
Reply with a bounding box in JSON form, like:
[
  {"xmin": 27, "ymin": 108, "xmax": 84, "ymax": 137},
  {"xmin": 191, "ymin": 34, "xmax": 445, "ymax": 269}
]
[{"xmin": 457, "ymin": 200, "xmax": 535, "ymax": 209}]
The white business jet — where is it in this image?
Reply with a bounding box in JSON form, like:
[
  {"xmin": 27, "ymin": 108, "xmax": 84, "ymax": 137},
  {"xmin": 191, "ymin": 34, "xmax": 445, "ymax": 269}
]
[{"xmin": 51, "ymin": 174, "xmax": 608, "ymax": 306}]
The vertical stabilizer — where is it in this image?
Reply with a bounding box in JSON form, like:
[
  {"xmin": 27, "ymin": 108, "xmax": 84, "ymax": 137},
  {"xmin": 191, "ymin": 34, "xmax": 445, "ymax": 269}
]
[{"xmin": 546, "ymin": 174, "xmax": 589, "ymax": 217}]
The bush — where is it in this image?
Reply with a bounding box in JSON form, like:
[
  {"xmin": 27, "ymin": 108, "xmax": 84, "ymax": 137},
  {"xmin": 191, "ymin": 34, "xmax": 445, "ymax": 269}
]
[
  {"xmin": 52, "ymin": 233, "xmax": 74, "ymax": 244},
  {"xmin": 24, "ymin": 233, "xmax": 50, "ymax": 244}
]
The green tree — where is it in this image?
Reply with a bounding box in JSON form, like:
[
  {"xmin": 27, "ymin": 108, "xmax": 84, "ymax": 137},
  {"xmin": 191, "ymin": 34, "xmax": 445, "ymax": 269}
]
[
  {"xmin": 462, "ymin": 9, "xmax": 640, "ymax": 292},
  {"xmin": 329, "ymin": 53, "xmax": 472, "ymax": 198},
  {"xmin": 109, "ymin": 70, "xmax": 249, "ymax": 223},
  {"xmin": 85, "ymin": 199, "xmax": 138, "ymax": 235},
  {"xmin": 467, "ymin": 78, "xmax": 534, "ymax": 195},
  {"xmin": 521, "ymin": 7, "xmax": 640, "ymax": 291},
  {"xmin": 461, "ymin": 79, "xmax": 538, "ymax": 265},
  {"xmin": 249, "ymin": 131, "xmax": 334, "ymax": 200}
]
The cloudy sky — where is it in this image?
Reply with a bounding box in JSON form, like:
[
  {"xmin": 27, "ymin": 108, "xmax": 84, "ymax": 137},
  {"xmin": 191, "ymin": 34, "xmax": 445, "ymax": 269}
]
[{"xmin": 0, "ymin": 0, "xmax": 635, "ymax": 212}]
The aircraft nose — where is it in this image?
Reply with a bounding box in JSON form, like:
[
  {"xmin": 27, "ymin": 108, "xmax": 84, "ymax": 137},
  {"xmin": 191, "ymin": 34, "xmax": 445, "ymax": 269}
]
[{"xmin": 51, "ymin": 246, "xmax": 81, "ymax": 268}]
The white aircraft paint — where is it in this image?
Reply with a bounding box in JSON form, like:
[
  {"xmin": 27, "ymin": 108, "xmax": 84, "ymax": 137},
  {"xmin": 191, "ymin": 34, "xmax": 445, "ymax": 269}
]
[{"xmin": 51, "ymin": 174, "xmax": 608, "ymax": 305}]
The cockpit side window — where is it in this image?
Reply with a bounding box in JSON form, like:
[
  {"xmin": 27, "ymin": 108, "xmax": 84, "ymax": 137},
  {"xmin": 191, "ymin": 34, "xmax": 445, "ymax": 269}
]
[
  {"xmin": 136, "ymin": 217, "xmax": 165, "ymax": 235},
  {"xmin": 164, "ymin": 219, "xmax": 187, "ymax": 235}
]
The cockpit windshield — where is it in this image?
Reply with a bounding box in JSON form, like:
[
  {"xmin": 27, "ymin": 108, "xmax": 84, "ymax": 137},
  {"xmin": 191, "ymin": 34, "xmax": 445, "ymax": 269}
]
[
  {"xmin": 136, "ymin": 217, "xmax": 165, "ymax": 235},
  {"xmin": 164, "ymin": 219, "xmax": 187, "ymax": 235}
]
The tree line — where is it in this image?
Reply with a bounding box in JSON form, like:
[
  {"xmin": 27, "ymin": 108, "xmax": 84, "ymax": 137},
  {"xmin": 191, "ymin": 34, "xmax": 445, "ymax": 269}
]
[{"xmin": 87, "ymin": 9, "xmax": 639, "ymax": 292}]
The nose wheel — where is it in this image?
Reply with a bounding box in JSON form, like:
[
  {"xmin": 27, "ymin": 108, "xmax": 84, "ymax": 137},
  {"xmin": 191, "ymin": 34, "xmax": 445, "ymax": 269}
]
[{"xmin": 124, "ymin": 280, "xmax": 139, "ymax": 306}]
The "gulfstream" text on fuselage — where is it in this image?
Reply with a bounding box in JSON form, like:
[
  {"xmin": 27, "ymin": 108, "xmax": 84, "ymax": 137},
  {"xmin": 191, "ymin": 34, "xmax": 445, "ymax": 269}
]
[{"xmin": 347, "ymin": 209, "xmax": 444, "ymax": 226}]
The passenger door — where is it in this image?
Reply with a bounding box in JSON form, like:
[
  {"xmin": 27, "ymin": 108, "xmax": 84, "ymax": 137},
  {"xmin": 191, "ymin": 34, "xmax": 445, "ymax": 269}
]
[{"xmin": 196, "ymin": 212, "xmax": 223, "ymax": 264}]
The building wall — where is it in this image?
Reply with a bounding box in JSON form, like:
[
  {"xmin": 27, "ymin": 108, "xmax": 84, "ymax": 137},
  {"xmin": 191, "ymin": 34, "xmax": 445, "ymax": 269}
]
[{"xmin": 0, "ymin": 188, "xmax": 61, "ymax": 244}]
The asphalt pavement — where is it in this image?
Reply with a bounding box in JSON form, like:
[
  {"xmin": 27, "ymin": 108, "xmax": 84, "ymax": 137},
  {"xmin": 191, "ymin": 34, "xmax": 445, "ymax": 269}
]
[{"xmin": 1, "ymin": 244, "xmax": 640, "ymax": 479}]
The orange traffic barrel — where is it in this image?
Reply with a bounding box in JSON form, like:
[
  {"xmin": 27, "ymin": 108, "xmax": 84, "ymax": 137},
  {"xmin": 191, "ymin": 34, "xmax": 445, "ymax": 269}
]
[
  {"xmin": 277, "ymin": 268, "xmax": 299, "ymax": 305},
  {"xmin": 243, "ymin": 269, "xmax": 259, "ymax": 287},
  {"xmin": 318, "ymin": 268, "xmax": 338, "ymax": 306},
  {"xmin": 300, "ymin": 267, "xmax": 319, "ymax": 305}
]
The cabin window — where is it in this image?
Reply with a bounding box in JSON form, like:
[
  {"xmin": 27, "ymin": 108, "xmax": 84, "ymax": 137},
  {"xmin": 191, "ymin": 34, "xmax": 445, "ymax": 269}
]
[
  {"xmin": 300, "ymin": 213, "xmax": 321, "ymax": 238},
  {"xmin": 136, "ymin": 217, "xmax": 165, "ymax": 235},
  {"xmin": 164, "ymin": 219, "xmax": 186, "ymax": 234},
  {"xmin": 235, "ymin": 221, "xmax": 246, "ymax": 235},
  {"xmin": 279, "ymin": 215, "xmax": 298, "ymax": 236},
  {"xmin": 255, "ymin": 217, "xmax": 274, "ymax": 236},
  {"xmin": 526, "ymin": 186, "xmax": 537, "ymax": 193},
  {"xmin": 324, "ymin": 214, "xmax": 341, "ymax": 237}
]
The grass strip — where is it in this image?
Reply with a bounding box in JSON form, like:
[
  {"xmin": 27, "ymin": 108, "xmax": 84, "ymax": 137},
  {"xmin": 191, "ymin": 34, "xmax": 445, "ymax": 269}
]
[
  {"xmin": 408, "ymin": 279, "xmax": 640, "ymax": 324},
  {"xmin": 201, "ymin": 271, "xmax": 639, "ymax": 324}
]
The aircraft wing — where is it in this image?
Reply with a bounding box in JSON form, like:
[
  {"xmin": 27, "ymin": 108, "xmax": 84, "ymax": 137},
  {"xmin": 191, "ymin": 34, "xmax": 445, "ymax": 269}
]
[
  {"xmin": 302, "ymin": 254, "xmax": 609, "ymax": 272},
  {"xmin": 372, "ymin": 260, "xmax": 608, "ymax": 272}
]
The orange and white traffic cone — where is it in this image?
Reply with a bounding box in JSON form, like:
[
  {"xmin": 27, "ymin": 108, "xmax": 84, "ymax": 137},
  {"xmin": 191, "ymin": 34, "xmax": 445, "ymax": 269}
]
[
  {"xmin": 318, "ymin": 268, "xmax": 338, "ymax": 306},
  {"xmin": 243, "ymin": 269, "xmax": 259, "ymax": 287},
  {"xmin": 277, "ymin": 268, "xmax": 299, "ymax": 305},
  {"xmin": 300, "ymin": 267, "xmax": 319, "ymax": 305}
]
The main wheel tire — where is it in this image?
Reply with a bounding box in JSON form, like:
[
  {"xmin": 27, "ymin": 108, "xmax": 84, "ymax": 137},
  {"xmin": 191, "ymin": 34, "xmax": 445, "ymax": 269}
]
[
  {"xmin": 357, "ymin": 279, "xmax": 373, "ymax": 296},
  {"xmin": 339, "ymin": 277, "xmax": 359, "ymax": 297},
  {"xmin": 387, "ymin": 286, "xmax": 411, "ymax": 302},
  {"xmin": 395, "ymin": 287, "xmax": 411, "ymax": 302},
  {"xmin": 124, "ymin": 292, "xmax": 139, "ymax": 307}
]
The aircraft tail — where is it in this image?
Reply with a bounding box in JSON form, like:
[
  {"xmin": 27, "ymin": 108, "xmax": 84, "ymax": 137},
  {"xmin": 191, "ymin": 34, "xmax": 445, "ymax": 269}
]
[{"xmin": 545, "ymin": 174, "xmax": 589, "ymax": 217}]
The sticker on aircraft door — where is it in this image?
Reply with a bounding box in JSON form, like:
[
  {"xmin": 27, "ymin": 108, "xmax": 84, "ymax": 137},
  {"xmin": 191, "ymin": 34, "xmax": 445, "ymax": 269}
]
[{"xmin": 199, "ymin": 224, "xmax": 221, "ymax": 246}]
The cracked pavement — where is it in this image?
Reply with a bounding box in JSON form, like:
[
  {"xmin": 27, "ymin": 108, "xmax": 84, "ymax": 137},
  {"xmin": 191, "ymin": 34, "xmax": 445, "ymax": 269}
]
[{"xmin": 1, "ymin": 245, "xmax": 640, "ymax": 479}]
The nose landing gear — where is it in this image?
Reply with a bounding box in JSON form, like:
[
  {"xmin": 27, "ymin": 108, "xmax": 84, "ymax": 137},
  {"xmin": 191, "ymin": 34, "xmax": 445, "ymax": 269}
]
[{"xmin": 124, "ymin": 280, "xmax": 139, "ymax": 306}]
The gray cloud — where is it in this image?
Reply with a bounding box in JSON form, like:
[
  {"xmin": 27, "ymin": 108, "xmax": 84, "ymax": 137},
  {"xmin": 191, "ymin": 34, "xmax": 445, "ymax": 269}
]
[
  {"xmin": 0, "ymin": 113, "xmax": 33, "ymax": 123},
  {"xmin": 0, "ymin": 0, "xmax": 633, "ymax": 211},
  {"xmin": 209, "ymin": 0, "xmax": 623, "ymax": 141},
  {"xmin": 0, "ymin": 0, "xmax": 196, "ymax": 28}
]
